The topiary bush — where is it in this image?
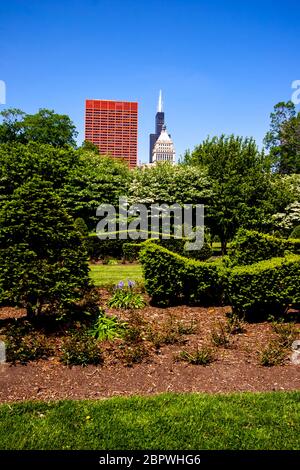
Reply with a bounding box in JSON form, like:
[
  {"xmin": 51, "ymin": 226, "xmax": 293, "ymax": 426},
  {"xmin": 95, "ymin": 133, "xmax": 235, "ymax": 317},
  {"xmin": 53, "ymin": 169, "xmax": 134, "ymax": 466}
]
[
  {"xmin": 229, "ymin": 229, "xmax": 300, "ymax": 265},
  {"xmin": 227, "ymin": 254, "xmax": 300, "ymax": 318},
  {"xmin": 84, "ymin": 236, "xmax": 128, "ymax": 260},
  {"xmin": 140, "ymin": 243, "xmax": 225, "ymax": 307}
]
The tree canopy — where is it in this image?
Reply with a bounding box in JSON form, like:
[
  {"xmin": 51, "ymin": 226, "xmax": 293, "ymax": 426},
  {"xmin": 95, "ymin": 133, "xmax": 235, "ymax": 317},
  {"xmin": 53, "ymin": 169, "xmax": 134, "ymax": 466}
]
[
  {"xmin": 0, "ymin": 143, "xmax": 131, "ymax": 229},
  {"xmin": 184, "ymin": 135, "xmax": 274, "ymax": 252},
  {"xmin": 264, "ymin": 101, "xmax": 300, "ymax": 174},
  {"xmin": 0, "ymin": 108, "xmax": 78, "ymax": 147}
]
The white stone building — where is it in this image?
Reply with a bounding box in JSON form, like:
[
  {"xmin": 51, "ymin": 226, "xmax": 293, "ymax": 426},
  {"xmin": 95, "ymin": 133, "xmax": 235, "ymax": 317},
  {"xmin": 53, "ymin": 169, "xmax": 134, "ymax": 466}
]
[{"xmin": 152, "ymin": 125, "xmax": 176, "ymax": 164}]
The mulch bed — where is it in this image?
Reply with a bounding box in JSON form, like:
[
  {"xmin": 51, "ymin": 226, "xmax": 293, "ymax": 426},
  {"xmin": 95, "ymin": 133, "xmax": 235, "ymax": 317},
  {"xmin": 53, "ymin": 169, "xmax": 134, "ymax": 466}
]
[{"xmin": 0, "ymin": 300, "xmax": 300, "ymax": 403}]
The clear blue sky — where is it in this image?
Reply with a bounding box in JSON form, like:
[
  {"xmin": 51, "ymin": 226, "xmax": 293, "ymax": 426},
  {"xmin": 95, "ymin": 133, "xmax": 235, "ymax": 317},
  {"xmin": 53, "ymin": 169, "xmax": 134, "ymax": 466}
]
[{"xmin": 0, "ymin": 0, "xmax": 299, "ymax": 162}]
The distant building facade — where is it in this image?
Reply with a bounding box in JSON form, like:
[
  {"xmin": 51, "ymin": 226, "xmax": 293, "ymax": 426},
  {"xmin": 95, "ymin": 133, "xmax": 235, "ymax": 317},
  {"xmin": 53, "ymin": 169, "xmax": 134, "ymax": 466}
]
[
  {"xmin": 85, "ymin": 99, "xmax": 138, "ymax": 168},
  {"xmin": 152, "ymin": 125, "xmax": 176, "ymax": 164},
  {"xmin": 149, "ymin": 91, "xmax": 175, "ymax": 164}
]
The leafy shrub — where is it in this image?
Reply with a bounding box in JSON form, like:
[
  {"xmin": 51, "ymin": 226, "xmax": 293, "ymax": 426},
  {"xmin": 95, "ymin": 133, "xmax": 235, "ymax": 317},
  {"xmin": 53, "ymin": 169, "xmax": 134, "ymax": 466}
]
[
  {"xmin": 147, "ymin": 317, "xmax": 196, "ymax": 350},
  {"xmin": 227, "ymin": 254, "xmax": 300, "ymax": 318},
  {"xmin": 123, "ymin": 344, "xmax": 148, "ymax": 366},
  {"xmin": 60, "ymin": 330, "xmax": 103, "ymax": 366},
  {"xmin": 123, "ymin": 243, "xmax": 142, "ymax": 262},
  {"xmin": 259, "ymin": 340, "xmax": 287, "ymax": 366},
  {"xmin": 140, "ymin": 243, "xmax": 225, "ymax": 306},
  {"xmin": 108, "ymin": 281, "xmax": 146, "ymax": 309},
  {"xmin": 5, "ymin": 322, "xmax": 53, "ymax": 364},
  {"xmin": 290, "ymin": 225, "xmax": 300, "ymax": 239},
  {"xmin": 185, "ymin": 243, "xmax": 213, "ymax": 261},
  {"xmin": 178, "ymin": 346, "xmax": 214, "ymax": 365},
  {"xmin": 0, "ymin": 178, "xmax": 91, "ymax": 318},
  {"xmin": 225, "ymin": 312, "xmax": 245, "ymax": 334},
  {"xmin": 211, "ymin": 321, "xmax": 231, "ymax": 347},
  {"xmin": 123, "ymin": 310, "xmax": 145, "ymax": 344},
  {"xmin": 89, "ymin": 314, "xmax": 126, "ymax": 341},
  {"xmin": 229, "ymin": 229, "xmax": 300, "ymax": 266},
  {"xmin": 272, "ymin": 322, "xmax": 299, "ymax": 347},
  {"xmin": 84, "ymin": 236, "xmax": 128, "ymax": 260},
  {"xmin": 74, "ymin": 217, "xmax": 89, "ymax": 236}
]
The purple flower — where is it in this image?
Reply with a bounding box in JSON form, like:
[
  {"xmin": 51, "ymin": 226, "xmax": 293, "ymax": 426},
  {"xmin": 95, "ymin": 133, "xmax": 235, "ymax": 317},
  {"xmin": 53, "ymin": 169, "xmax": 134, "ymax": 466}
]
[
  {"xmin": 117, "ymin": 281, "xmax": 124, "ymax": 289},
  {"xmin": 128, "ymin": 280, "xmax": 135, "ymax": 288}
]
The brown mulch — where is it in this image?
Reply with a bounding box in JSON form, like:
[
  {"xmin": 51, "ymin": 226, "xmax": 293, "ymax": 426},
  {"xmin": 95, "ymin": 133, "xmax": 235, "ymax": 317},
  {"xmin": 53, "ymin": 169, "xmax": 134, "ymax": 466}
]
[{"xmin": 0, "ymin": 303, "xmax": 300, "ymax": 403}]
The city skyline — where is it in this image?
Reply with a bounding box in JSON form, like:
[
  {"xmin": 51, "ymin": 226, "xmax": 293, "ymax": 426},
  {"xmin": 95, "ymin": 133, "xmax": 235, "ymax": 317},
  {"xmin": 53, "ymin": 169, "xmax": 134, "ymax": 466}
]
[{"xmin": 0, "ymin": 0, "xmax": 299, "ymax": 162}]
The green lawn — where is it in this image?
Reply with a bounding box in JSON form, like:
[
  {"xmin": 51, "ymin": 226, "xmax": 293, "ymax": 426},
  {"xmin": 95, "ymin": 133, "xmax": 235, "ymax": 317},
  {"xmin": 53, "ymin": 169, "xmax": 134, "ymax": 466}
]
[
  {"xmin": 0, "ymin": 392, "xmax": 299, "ymax": 449},
  {"xmin": 89, "ymin": 264, "xmax": 143, "ymax": 286}
]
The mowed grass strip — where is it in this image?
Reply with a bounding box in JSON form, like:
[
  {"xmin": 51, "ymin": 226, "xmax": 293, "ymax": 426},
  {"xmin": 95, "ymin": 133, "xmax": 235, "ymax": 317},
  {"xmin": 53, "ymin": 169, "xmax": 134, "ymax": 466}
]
[
  {"xmin": 0, "ymin": 392, "xmax": 299, "ymax": 450},
  {"xmin": 89, "ymin": 264, "xmax": 143, "ymax": 286}
]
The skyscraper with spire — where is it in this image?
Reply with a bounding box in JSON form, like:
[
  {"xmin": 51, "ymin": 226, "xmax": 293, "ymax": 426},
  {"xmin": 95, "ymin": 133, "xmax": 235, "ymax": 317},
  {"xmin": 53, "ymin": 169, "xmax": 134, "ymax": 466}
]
[
  {"xmin": 149, "ymin": 90, "xmax": 175, "ymax": 164},
  {"xmin": 149, "ymin": 90, "xmax": 165, "ymax": 163}
]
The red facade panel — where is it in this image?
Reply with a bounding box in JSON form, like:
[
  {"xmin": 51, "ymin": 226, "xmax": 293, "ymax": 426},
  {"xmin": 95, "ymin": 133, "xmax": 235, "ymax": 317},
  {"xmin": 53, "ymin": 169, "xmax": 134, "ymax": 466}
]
[{"xmin": 84, "ymin": 99, "xmax": 138, "ymax": 168}]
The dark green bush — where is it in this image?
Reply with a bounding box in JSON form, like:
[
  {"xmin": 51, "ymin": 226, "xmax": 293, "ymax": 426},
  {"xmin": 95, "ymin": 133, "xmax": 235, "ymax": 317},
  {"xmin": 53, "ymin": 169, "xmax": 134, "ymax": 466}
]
[
  {"xmin": 229, "ymin": 229, "xmax": 300, "ymax": 265},
  {"xmin": 140, "ymin": 243, "xmax": 225, "ymax": 306},
  {"xmin": 185, "ymin": 242, "xmax": 213, "ymax": 261},
  {"xmin": 123, "ymin": 243, "xmax": 142, "ymax": 262},
  {"xmin": 227, "ymin": 254, "xmax": 300, "ymax": 318},
  {"xmin": 60, "ymin": 330, "xmax": 103, "ymax": 366},
  {"xmin": 290, "ymin": 225, "xmax": 300, "ymax": 239},
  {"xmin": 84, "ymin": 236, "xmax": 128, "ymax": 260},
  {"xmin": 74, "ymin": 217, "xmax": 89, "ymax": 236}
]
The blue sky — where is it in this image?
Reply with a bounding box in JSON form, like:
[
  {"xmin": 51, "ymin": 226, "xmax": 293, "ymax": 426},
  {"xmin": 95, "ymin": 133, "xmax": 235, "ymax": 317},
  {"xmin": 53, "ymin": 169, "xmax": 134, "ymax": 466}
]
[{"xmin": 0, "ymin": 0, "xmax": 299, "ymax": 162}]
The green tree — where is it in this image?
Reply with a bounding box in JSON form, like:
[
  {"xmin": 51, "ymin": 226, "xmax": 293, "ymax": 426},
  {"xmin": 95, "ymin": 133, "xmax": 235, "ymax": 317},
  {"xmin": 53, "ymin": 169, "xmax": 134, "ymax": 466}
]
[
  {"xmin": 129, "ymin": 162, "xmax": 212, "ymax": 206},
  {"xmin": 0, "ymin": 178, "xmax": 91, "ymax": 318},
  {"xmin": 185, "ymin": 135, "xmax": 273, "ymax": 254},
  {"xmin": 74, "ymin": 217, "xmax": 89, "ymax": 236},
  {"xmin": 0, "ymin": 108, "xmax": 78, "ymax": 147},
  {"xmin": 0, "ymin": 108, "xmax": 26, "ymax": 143},
  {"xmin": 61, "ymin": 153, "xmax": 131, "ymax": 229},
  {"xmin": 0, "ymin": 143, "xmax": 131, "ymax": 229},
  {"xmin": 264, "ymin": 101, "xmax": 300, "ymax": 174},
  {"xmin": 80, "ymin": 140, "xmax": 99, "ymax": 154}
]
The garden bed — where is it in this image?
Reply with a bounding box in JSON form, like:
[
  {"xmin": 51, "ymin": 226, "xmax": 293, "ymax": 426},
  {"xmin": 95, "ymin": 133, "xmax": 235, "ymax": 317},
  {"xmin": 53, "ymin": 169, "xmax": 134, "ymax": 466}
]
[{"xmin": 0, "ymin": 295, "xmax": 299, "ymax": 403}]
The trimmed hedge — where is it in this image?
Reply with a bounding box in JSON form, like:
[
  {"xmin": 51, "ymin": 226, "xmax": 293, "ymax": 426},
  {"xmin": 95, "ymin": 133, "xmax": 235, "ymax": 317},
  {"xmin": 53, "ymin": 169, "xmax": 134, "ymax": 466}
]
[
  {"xmin": 84, "ymin": 236, "xmax": 136, "ymax": 260},
  {"xmin": 227, "ymin": 254, "xmax": 300, "ymax": 317},
  {"xmin": 139, "ymin": 243, "xmax": 225, "ymax": 306},
  {"xmin": 229, "ymin": 229, "xmax": 300, "ymax": 265},
  {"xmin": 123, "ymin": 239, "xmax": 212, "ymax": 262}
]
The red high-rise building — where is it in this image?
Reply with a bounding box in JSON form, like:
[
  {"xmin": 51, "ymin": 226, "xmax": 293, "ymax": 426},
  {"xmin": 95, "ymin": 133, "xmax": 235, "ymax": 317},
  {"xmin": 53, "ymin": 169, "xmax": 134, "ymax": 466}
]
[{"xmin": 85, "ymin": 99, "xmax": 138, "ymax": 168}]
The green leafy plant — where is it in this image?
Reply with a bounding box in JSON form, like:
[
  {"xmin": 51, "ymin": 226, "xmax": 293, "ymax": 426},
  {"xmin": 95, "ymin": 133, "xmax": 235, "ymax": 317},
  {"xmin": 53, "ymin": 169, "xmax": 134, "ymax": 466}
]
[
  {"xmin": 107, "ymin": 281, "xmax": 146, "ymax": 309},
  {"xmin": 89, "ymin": 314, "xmax": 126, "ymax": 341},
  {"xmin": 178, "ymin": 346, "xmax": 214, "ymax": 365},
  {"xmin": 60, "ymin": 330, "xmax": 103, "ymax": 366},
  {"xmin": 259, "ymin": 340, "xmax": 287, "ymax": 367}
]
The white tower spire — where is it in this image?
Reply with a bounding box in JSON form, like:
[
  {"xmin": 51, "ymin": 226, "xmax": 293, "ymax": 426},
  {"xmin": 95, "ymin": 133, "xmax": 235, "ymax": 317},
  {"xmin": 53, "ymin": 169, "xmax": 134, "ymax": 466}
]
[{"xmin": 157, "ymin": 89, "xmax": 163, "ymax": 112}]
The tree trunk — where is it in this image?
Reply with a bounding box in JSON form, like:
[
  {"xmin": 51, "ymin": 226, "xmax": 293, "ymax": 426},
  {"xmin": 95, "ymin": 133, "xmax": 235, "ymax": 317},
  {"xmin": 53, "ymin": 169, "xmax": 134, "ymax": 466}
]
[
  {"xmin": 221, "ymin": 238, "xmax": 227, "ymax": 256},
  {"xmin": 26, "ymin": 304, "xmax": 35, "ymax": 319}
]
